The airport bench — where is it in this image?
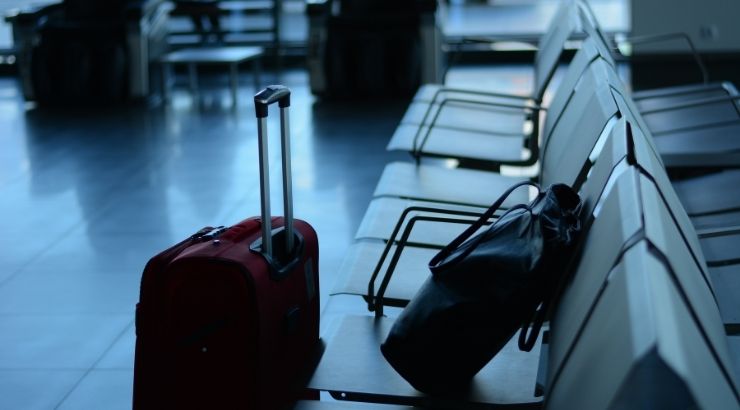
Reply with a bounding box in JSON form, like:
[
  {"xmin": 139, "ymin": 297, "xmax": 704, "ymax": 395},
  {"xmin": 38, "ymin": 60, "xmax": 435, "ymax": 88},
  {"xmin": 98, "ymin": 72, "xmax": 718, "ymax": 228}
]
[{"xmin": 297, "ymin": 0, "xmax": 740, "ymax": 406}]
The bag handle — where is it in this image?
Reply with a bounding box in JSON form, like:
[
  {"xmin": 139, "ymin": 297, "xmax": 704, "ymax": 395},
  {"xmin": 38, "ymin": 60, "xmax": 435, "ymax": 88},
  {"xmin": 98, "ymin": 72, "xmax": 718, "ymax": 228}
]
[
  {"xmin": 519, "ymin": 301, "xmax": 548, "ymax": 352},
  {"xmin": 429, "ymin": 181, "xmax": 540, "ymax": 270}
]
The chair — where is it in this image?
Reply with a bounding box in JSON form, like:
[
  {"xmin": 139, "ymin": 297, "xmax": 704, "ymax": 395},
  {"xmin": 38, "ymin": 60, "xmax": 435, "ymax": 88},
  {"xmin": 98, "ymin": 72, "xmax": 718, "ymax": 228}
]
[
  {"xmin": 308, "ymin": 155, "xmax": 660, "ymax": 408},
  {"xmin": 627, "ymin": 117, "xmax": 740, "ymax": 326},
  {"xmin": 356, "ymin": 35, "xmax": 599, "ymax": 244},
  {"xmin": 600, "ymin": 60, "xmax": 740, "ymax": 233},
  {"xmin": 578, "ymin": 0, "xmax": 738, "ymax": 116},
  {"xmin": 330, "ymin": 56, "xmax": 620, "ymax": 304},
  {"xmin": 396, "ymin": 0, "xmax": 740, "ymax": 171},
  {"xmin": 579, "ymin": 3, "xmax": 740, "ymax": 169},
  {"xmin": 336, "ymin": 74, "xmax": 624, "ymax": 308},
  {"xmin": 316, "ymin": 128, "xmax": 740, "ymax": 408},
  {"xmin": 350, "ymin": 47, "xmax": 740, "ymax": 303},
  {"xmin": 374, "ymin": 51, "xmax": 617, "ymax": 209},
  {"xmin": 385, "ymin": 0, "xmax": 582, "ymax": 169},
  {"xmin": 673, "ymin": 172, "xmax": 740, "ymax": 228},
  {"xmin": 547, "ymin": 164, "xmax": 739, "ymax": 408},
  {"xmin": 305, "ymin": 2, "xmax": 740, "ymax": 406},
  {"xmin": 547, "ymin": 241, "xmax": 738, "ymax": 408}
]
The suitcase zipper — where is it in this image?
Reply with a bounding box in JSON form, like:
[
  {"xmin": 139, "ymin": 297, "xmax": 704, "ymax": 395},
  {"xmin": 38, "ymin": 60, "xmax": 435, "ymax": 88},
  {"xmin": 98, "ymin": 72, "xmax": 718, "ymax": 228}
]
[
  {"xmin": 175, "ymin": 221, "xmax": 263, "ymax": 261},
  {"xmin": 192, "ymin": 226, "xmax": 227, "ymax": 242},
  {"xmin": 136, "ymin": 226, "xmax": 221, "ymax": 337}
]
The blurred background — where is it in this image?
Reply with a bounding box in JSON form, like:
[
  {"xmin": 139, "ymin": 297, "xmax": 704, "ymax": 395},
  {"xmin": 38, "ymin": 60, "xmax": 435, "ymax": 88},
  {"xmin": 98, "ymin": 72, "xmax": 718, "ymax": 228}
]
[{"xmin": 0, "ymin": 0, "xmax": 738, "ymax": 408}]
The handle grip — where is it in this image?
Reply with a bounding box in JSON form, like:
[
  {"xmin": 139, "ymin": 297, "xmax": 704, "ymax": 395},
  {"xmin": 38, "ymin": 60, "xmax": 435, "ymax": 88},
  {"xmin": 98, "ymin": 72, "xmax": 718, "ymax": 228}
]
[
  {"xmin": 253, "ymin": 85, "xmax": 295, "ymax": 271},
  {"xmin": 254, "ymin": 85, "xmax": 291, "ymax": 118}
]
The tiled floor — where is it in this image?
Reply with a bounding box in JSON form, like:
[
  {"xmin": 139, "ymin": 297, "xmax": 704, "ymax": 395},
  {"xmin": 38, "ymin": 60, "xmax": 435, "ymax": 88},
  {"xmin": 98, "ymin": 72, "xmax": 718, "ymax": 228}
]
[
  {"xmin": 0, "ymin": 28, "xmax": 580, "ymax": 405},
  {"xmin": 0, "ymin": 54, "xmax": 557, "ymax": 406},
  {"xmin": 0, "ymin": 1, "xmax": 634, "ymax": 408},
  {"xmin": 0, "ymin": 68, "xmax": 411, "ymax": 408}
]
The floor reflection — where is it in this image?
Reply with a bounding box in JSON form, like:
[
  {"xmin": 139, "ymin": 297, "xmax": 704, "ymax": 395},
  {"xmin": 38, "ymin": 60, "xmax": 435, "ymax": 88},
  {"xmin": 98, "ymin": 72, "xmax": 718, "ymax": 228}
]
[{"xmin": 0, "ymin": 69, "xmax": 407, "ymax": 408}]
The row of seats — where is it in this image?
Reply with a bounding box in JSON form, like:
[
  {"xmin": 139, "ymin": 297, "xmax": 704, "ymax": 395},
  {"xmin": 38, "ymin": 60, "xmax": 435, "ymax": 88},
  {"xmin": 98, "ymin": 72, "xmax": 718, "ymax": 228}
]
[
  {"xmin": 297, "ymin": 1, "xmax": 740, "ymax": 408},
  {"xmin": 390, "ymin": 0, "xmax": 740, "ymax": 170}
]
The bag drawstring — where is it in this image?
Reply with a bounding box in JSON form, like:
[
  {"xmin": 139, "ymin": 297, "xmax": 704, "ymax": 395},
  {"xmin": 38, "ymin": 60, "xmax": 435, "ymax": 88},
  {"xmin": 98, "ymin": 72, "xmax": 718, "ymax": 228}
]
[{"xmin": 518, "ymin": 299, "xmax": 549, "ymax": 352}]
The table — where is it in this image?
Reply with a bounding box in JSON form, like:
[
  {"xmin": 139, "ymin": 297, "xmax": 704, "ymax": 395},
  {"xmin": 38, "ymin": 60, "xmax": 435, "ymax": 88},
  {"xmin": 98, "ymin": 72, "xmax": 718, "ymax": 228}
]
[{"xmin": 160, "ymin": 46, "xmax": 263, "ymax": 106}]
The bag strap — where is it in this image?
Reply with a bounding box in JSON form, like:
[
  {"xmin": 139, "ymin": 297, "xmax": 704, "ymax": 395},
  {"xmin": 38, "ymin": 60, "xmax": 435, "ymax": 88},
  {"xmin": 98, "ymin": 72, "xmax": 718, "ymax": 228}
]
[
  {"xmin": 519, "ymin": 300, "xmax": 549, "ymax": 352},
  {"xmin": 518, "ymin": 203, "xmax": 590, "ymax": 352},
  {"xmin": 429, "ymin": 181, "xmax": 540, "ymax": 270}
]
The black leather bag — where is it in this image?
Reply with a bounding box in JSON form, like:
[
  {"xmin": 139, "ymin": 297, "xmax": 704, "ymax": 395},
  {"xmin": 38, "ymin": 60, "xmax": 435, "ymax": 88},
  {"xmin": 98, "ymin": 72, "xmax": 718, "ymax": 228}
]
[{"xmin": 380, "ymin": 181, "xmax": 582, "ymax": 394}]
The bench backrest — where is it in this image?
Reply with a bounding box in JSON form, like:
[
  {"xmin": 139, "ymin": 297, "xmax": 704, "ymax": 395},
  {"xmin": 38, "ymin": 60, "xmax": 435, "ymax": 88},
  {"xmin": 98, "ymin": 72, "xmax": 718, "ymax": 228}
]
[
  {"xmin": 626, "ymin": 115, "xmax": 712, "ymax": 283},
  {"xmin": 576, "ymin": 0, "xmax": 618, "ymax": 65},
  {"xmin": 532, "ymin": 0, "xmax": 581, "ymax": 101},
  {"xmin": 545, "ymin": 119, "xmax": 739, "ymax": 407},
  {"xmin": 592, "ymin": 52, "xmax": 715, "ymax": 290},
  {"xmin": 549, "ymin": 238, "xmax": 739, "ymax": 408},
  {"xmin": 576, "ymin": 3, "xmax": 659, "ymax": 142},
  {"xmin": 541, "ymin": 36, "xmax": 605, "ymax": 140},
  {"xmin": 539, "ymin": 57, "xmax": 619, "ymax": 189}
]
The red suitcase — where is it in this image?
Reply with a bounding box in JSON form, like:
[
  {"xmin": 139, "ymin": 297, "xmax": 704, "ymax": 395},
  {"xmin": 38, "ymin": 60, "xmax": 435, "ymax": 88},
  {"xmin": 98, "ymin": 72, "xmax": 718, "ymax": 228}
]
[{"xmin": 133, "ymin": 86, "xmax": 320, "ymax": 409}]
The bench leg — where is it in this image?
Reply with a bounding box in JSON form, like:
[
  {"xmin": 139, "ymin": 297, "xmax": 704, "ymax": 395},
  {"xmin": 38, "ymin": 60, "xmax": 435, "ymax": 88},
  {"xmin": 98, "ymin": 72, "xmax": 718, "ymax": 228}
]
[
  {"xmin": 161, "ymin": 63, "xmax": 171, "ymax": 103},
  {"xmin": 230, "ymin": 63, "xmax": 239, "ymax": 107},
  {"xmin": 253, "ymin": 57, "xmax": 262, "ymax": 91},
  {"xmin": 188, "ymin": 63, "xmax": 198, "ymax": 101}
]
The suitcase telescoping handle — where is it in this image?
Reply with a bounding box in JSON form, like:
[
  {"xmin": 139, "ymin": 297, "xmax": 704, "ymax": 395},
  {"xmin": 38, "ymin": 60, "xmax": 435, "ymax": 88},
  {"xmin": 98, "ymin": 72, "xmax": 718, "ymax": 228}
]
[{"xmin": 253, "ymin": 85, "xmax": 295, "ymax": 264}]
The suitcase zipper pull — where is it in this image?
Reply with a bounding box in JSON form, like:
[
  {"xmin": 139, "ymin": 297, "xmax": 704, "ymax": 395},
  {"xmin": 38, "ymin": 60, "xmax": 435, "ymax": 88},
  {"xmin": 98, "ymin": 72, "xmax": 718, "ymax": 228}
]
[
  {"xmin": 191, "ymin": 226, "xmax": 227, "ymax": 242},
  {"xmin": 191, "ymin": 226, "xmax": 216, "ymax": 239}
]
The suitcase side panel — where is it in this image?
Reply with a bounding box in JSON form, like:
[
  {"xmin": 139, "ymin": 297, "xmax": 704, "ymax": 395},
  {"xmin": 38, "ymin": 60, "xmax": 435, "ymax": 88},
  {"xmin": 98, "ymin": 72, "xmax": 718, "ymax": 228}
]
[
  {"xmin": 156, "ymin": 217, "xmax": 318, "ymax": 409},
  {"xmin": 163, "ymin": 259, "xmax": 260, "ymax": 409},
  {"xmin": 219, "ymin": 217, "xmax": 320, "ymax": 408},
  {"xmin": 133, "ymin": 226, "xmax": 221, "ymax": 409},
  {"xmin": 261, "ymin": 218, "xmax": 320, "ymax": 407}
]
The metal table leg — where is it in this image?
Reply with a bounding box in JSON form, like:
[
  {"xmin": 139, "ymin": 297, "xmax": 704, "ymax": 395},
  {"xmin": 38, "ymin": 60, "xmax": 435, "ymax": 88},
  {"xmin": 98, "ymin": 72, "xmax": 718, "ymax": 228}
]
[
  {"xmin": 188, "ymin": 63, "xmax": 198, "ymax": 100},
  {"xmin": 253, "ymin": 57, "xmax": 262, "ymax": 91},
  {"xmin": 161, "ymin": 63, "xmax": 171, "ymax": 103},
  {"xmin": 230, "ymin": 63, "xmax": 239, "ymax": 107}
]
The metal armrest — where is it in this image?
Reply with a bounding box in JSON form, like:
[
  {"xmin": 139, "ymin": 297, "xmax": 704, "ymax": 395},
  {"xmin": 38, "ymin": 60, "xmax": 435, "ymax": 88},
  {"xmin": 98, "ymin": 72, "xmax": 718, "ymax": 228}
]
[
  {"xmin": 412, "ymin": 97, "xmax": 544, "ymax": 156},
  {"xmin": 367, "ymin": 205, "xmax": 493, "ymax": 314},
  {"xmin": 372, "ymin": 215, "xmax": 492, "ymax": 317},
  {"xmin": 425, "ymin": 86, "xmax": 532, "ymax": 102},
  {"xmin": 697, "ymin": 225, "xmax": 740, "ymax": 240},
  {"xmin": 372, "ymin": 199, "xmax": 535, "ymax": 316},
  {"xmin": 461, "ymin": 35, "xmax": 539, "ymax": 46},
  {"xmin": 633, "ymin": 82, "xmax": 734, "ymax": 101},
  {"xmin": 442, "ymin": 35, "xmax": 535, "ymax": 87},
  {"xmin": 614, "ymin": 32, "xmax": 709, "ymax": 85},
  {"xmin": 640, "ymin": 94, "xmax": 740, "ymax": 115}
]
